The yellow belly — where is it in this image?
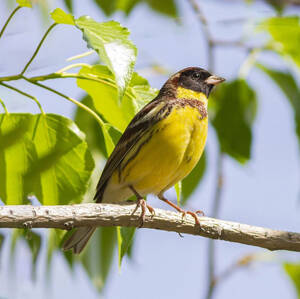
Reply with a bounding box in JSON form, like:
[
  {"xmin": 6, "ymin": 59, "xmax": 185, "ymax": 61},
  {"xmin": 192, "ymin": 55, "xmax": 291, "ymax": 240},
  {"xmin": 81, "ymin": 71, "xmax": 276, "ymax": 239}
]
[{"xmin": 103, "ymin": 105, "xmax": 208, "ymax": 203}]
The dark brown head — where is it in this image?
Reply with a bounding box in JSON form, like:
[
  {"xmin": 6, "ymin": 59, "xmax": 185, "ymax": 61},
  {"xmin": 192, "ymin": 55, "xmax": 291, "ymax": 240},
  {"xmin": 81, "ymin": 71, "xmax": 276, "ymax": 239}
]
[{"xmin": 160, "ymin": 67, "xmax": 225, "ymax": 98}]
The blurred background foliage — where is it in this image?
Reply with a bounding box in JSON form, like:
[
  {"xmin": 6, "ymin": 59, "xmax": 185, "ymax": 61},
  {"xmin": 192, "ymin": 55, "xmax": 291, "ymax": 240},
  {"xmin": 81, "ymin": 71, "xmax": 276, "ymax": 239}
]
[{"xmin": 1, "ymin": 0, "xmax": 300, "ymax": 298}]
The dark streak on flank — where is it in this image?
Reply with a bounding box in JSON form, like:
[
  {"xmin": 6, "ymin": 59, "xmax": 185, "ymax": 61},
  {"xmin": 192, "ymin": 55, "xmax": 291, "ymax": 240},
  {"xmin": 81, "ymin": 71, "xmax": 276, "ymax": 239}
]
[
  {"xmin": 118, "ymin": 104, "xmax": 173, "ymax": 181},
  {"xmin": 119, "ymin": 129, "xmax": 155, "ymax": 182}
]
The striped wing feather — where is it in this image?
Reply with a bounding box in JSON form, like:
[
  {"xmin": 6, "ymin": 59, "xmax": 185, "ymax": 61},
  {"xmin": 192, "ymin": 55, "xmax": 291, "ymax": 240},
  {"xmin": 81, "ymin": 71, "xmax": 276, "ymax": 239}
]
[{"xmin": 94, "ymin": 97, "xmax": 167, "ymax": 202}]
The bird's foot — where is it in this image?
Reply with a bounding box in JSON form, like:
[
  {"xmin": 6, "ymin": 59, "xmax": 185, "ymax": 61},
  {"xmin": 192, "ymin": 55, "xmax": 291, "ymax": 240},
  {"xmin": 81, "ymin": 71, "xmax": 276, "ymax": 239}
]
[
  {"xmin": 133, "ymin": 198, "xmax": 155, "ymax": 227},
  {"xmin": 130, "ymin": 186, "xmax": 155, "ymax": 227},
  {"xmin": 159, "ymin": 195, "xmax": 204, "ymax": 226},
  {"xmin": 181, "ymin": 210, "xmax": 202, "ymax": 225}
]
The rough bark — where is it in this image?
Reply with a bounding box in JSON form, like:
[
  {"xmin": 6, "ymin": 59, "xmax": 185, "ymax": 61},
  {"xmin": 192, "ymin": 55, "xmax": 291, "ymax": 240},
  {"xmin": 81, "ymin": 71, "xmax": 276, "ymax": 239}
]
[{"xmin": 0, "ymin": 203, "xmax": 299, "ymax": 252}]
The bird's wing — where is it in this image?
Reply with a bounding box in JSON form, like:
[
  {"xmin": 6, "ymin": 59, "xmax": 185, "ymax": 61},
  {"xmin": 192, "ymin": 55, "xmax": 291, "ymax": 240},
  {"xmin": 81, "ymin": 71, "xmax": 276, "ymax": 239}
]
[{"xmin": 94, "ymin": 97, "xmax": 170, "ymax": 202}]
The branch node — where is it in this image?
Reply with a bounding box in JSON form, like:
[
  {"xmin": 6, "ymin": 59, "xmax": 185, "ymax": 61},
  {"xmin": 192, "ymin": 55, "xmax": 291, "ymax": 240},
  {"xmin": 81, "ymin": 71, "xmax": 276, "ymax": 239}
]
[
  {"xmin": 23, "ymin": 221, "xmax": 33, "ymax": 229},
  {"xmin": 216, "ymin": 226, "xmax": 223, "ymax": 239},
  {"xmin": 64, "ymin": 221, "xmax": 74, "ymax": 230}
]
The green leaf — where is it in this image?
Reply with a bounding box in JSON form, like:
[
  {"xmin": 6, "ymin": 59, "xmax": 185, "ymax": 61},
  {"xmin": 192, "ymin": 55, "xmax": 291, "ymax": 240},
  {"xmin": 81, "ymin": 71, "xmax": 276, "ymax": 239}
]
[
  {"xmin": 257, "ymin": 64, "xmax": 299, "ymax": 104},
  {"xmin": 16, "ymin": 0, "xmax": 32, "ymax": 7},
  {"xmin": 75, "ymin": 17, "xmax": 137, "ymax": 101},
  {"xmin": 8, "ymin": 229, "xmax": 41, "ymax": 280},
  {"xmin": 146, "ymin": 0, "xmax": 178, "ymax": 17},
  {"xmin": 46, "ymin": 229, "xmax": 58, "ymax": 272},
  {"xmin": 126, "ymin": 236, "xmax": 134, "ymax": 259},
  {"xmin": 116, "ymin": 0, "xmax": 140, "ymax": 15},
  {"xmin": 74, "ymin": 95, "xmax": 108, "ymax": 156},
  {"xmin": 265, "ymin": 0, "xmax": 286, "ymax": 14},
  {"xmin": 74, "ymin": 94, "xmax": 116, "ymax": 156},
  {"xmin": 174, "ymin": 181, "xmax": 182, "ymax": 206},
  {"xmin": 24, "ymin": 230, "xmax": 42, "ymax": 280},
  {"xmin": 210, "ymin": 80, "xmax": 257, "ymax": 163},
  {"xmin": 10, "ymin": 229, "xmax": 20, "ymax": 260},
  {"xmin": 63, "ymin": 0, "xmax": 73, "ymax": 12},
  {"xmin": 284, "ymin": 263, "xmax": 300, "ymax": 298},
  {"xmin": 93, "ymin": 0, "xmax": 116, "ymax": 16},
  {"xmin": 181, "ymin": 151, "xmax": 206, "ymax": 205},
  {"xmin": 46, "ymin": 229, "xmax": 75, "ymax": 274},
  {"xmin": 257, "ymin": 64, "xmax": 300, "ymax": 147},
  {"xmin": 117, "ymin": 226, "xmax": 136, "ymax": 268},
  {"xmin": 73, "ymin": 94, "xmax": 116, "ymax": 156},
  {"xmin": 0, "ymin": 233, "xmax": 4, "ymax": 256},
  {"xmin": 50, "ymin": 8, "xmax": 75, "ymax": 25},
  {"xmin": 82, "ymin": 227, "xmax": 116, "ymax": 292},
  {"xmin": 77, "ymin": 65, "xmax": 157, "ymax": 132},
  {"xmin": 130, "ymin": 72, "xmax": 158, "ymax": 110},
  {"xmin": 0, "ymin": 115, "xmax": 34, "ymax": 205},
  {"xmin": 259, "ymin": 17, "xmax": 300, "ymax": 68},
  {"xmin": 89, "ymin": 0, "xmax": 178, "ymax": 17},
  {"xmin": 0, "ymin": 114, "xmax": 94, "ymax": 205},
  {"xmin": 91, "ymin": 0, "xmax": 177, "ymax": 17},
  {"xmin": 102, "ymin": 124, "xmax": 116, "ymax": 156},
  {"xmin": 77, "ymin": 66, "xmax": 132, "ymax": 132}
]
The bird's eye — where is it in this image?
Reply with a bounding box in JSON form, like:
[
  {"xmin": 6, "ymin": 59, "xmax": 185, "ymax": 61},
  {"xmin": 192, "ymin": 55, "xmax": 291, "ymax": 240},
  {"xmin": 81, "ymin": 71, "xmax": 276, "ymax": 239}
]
[{"xmin": 192, "ymin": 72, "xmax": 201, "ymax": 79}]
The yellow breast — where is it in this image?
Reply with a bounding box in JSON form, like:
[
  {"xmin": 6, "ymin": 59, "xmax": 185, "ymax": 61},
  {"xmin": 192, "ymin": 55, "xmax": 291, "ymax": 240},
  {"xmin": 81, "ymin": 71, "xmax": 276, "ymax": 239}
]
[{"xmin": 120, "ymin": 106, "xmax": 207, "ymax": 195}]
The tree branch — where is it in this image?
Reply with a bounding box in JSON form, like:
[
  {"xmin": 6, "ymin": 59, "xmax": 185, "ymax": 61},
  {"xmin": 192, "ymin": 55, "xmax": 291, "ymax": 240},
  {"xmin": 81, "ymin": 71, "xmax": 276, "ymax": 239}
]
[{"xmin": 0, "ymin": 203, "xmax": 299, "ymax": 252}]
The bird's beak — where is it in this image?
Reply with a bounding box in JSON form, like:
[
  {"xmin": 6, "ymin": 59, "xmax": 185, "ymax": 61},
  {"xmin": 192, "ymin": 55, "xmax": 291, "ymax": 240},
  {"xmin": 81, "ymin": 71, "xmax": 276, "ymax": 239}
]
[{"xmin": 205, "ymin": 75, "xmax": 225, "ymax": 85}]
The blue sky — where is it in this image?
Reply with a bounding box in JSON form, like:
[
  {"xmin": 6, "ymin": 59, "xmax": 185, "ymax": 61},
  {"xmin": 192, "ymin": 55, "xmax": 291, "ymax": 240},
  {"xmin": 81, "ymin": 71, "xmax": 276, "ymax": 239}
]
[{"xmin": 0, "ymin": 0, "xmax": 300, "ymax": 298}]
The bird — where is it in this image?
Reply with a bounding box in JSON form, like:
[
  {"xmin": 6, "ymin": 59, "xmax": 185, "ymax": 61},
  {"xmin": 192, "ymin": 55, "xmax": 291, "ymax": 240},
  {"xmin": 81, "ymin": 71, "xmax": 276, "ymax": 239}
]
[{"xmin": 63, "ymin": 67, "xmax": 225, "ymax": 254}]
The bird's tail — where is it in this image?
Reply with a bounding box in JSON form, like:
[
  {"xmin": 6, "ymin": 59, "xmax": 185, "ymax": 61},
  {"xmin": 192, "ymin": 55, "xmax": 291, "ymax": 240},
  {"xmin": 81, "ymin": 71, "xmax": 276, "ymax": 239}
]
[{"xmin": 62, "ymin": 227, "xmax": 96, "ymax": 254}]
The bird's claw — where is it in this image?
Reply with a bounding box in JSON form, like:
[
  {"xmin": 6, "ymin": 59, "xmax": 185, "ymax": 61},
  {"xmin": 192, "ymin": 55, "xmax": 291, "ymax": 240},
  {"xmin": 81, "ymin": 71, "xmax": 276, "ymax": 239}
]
[
  {"xmin": 195, "ymin": 210, "xmax": 205, "ymax": 216},
  {"xmin": 132, "ymin": 198, "xmax": 155, "ymax": 227}
]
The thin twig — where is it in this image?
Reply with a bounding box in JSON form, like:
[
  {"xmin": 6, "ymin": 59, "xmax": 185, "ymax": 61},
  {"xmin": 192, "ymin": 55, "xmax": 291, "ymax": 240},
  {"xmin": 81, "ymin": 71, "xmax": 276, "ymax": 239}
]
[
  {"xmin": 212, "ymin": 152, "xmax": 224, "ymax": 220},
  {"xmin": 0, "ymin": 81, "xmax": 44, "ymax": 114},
  {"xmin": 0, "ymin": 6, "xmax": 21, "ymax": 40},
  {"xmin": 187, "ymin": 1, "xmax": 223, "ymax": 298},
  {"xmin": 28, "ymin": 72, "xmax": 136, "ymax": 101},
  {"xmin": 22, "ymin": 76, "xmax": 106, "ymax": 128},
  {"xmin": 213, "ymin": 254, "xmax": 257, "ymax": 287},
  {"xmin": 187, "ymin": 0, "xmax": 214, "ymax": 71},
  {"xmin": 207, "ymin": 151, "xmax": 224, "ymax": 299},
  {"xmin": 20, "ymin": 23, "xmax": 57, "ymax": 75},
  {"xmin": 0, "ymin": 203, "xmax": 300, "ymax": 252},
  {"xmin": 0, "ymin": 74, "xmax": 22, "ymax": 82}
]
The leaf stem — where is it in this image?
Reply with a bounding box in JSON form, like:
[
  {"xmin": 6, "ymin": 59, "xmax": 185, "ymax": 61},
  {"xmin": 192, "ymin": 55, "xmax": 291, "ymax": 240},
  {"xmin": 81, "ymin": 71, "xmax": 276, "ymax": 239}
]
[
  {"xmin": 238, "ymin": 48, "xmax": 262, "ymax": 79},
  {"xmin": 66, "ymin": 50, "xmax": 94, "ymax": 62},
  {"xmin": 0, "ymin": 81, "xmax": 44, "ymax": 114},
  {"xmin": 22, "ymin": 76, "xmax": 105, "ymax": 127},
  {"xmin": 56, "ymin": 63, "xmax": 91, "ymax": 73},
  {"xmin": 0, "ymin": 98, "xmax": 8, "ymax": 114},
  {"xmin": 0, "ymin": 6, "xmax": 21, "ymax": 40},
  {"xmin": 20, "ymin": 23, "xmax": 58, "ymax": 75},
  {"xmin": 28, "ymin": 72, "xmax": 136, "ymax": 101}
]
